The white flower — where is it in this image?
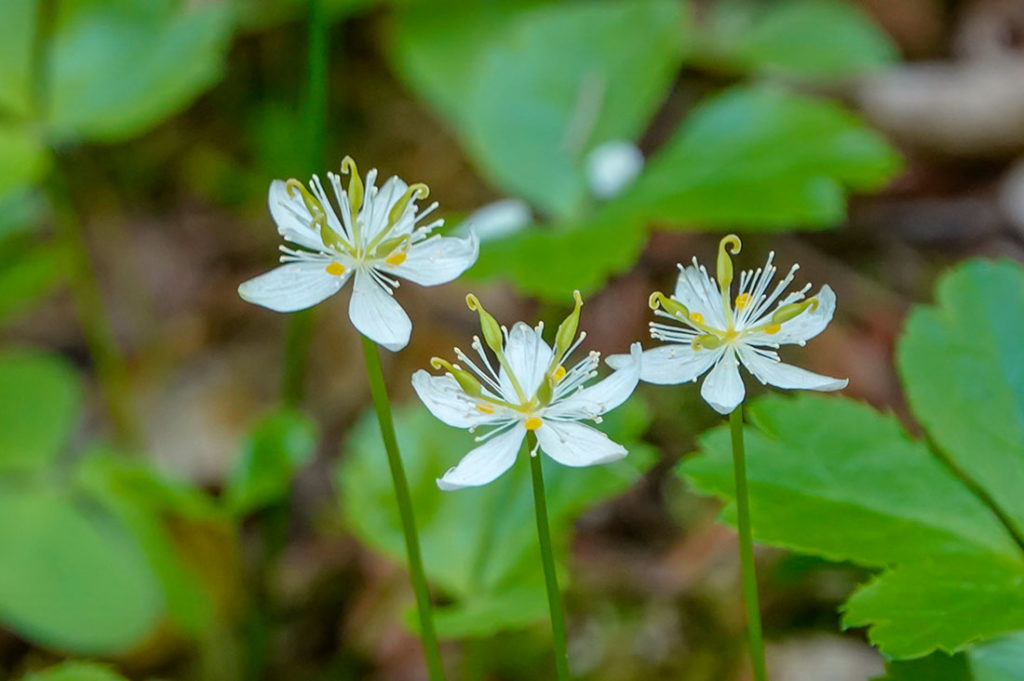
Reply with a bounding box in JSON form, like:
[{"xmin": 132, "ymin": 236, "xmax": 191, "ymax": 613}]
[
  {"xmin": 454, "ymin": 198, "xmax": 532, "ymax": 242},
  {"xmin": 585, "ymin": 140, "xmax": 644, "ymax": 199},
  {"xmin": 412, "ymin": 292, "xmax": 642, "ymax": 491},
  {"xmin": 609, "ymin": 234, "xmax": 847, "ymax": 415},
  {"xmin": 238, "ymin": 157, "xmax": 479, "ymax": 352}
]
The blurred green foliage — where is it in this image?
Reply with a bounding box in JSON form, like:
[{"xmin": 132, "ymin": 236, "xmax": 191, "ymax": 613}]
[
  {"xmin": 21, "ymin": 661, "xmax": 129, "ymax": 681},
  {"xmin": 682, "ymin": 260, "xmax": 1024, "ymax": 661},
  {"xmin": 337, "ymin": 399, "xmax": 656, "ymax": 638},
  {"xmin": 878, "ymin": 633, "xmax": 1024, "ymax": 681}
]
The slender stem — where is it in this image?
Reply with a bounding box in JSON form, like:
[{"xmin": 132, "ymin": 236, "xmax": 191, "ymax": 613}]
[
  {"xmin": 730, "ymin": 407, "xmax": 767, "ymax": 681},
  {"xmin": 281, "ymin": 0, "xmax": 329, "ymax": 405},
  {"xmin": 360, "ymin": 336, "xmax": 446, "ymax": 681},
  {"xmin": 526, "ymin": 434, "xmax": 571, "ymax": 681}
]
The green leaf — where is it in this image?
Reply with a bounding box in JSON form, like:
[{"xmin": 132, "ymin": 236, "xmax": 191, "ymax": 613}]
[
  {"xmin": 48, "ymin": 0, "xmax": 234, "ymax": 142},
  {"xmin": 225, "ymin": 408, "xmax": 317, "ymax": 516},
  {"xmin": 0, "ymin": 351, "xmax": 80, "ymax": 472},
  {"xmin": 702, "ymin": 0, "xmax": 898, "ymax": 79},
  {"xmin": 0, "ymin": 123, "xmax": 49, "ymax": 199},
  {"xmin": 389, "ymin": 0, "xmax": 687, "ymax": 218},
  {"xmin": 611, "ymin": 85, "xmax": 901, "ymax": 229},
  {"xmin": 0, "ymin": 240, "xmax": 69, "ymax": 325},
  {"xmin": 877, "ymin": 633, "xmax": 1024, "ymax": 681},
  {"xmin": 0, "ymin": 0, "xmax": 36, "ymax": 118},
  {"xmin": 336, "ymin": 399, "xmax": 655, "ymax": 638},
  {"xmin": 680, "ymin": 394, "xmax": 1024, "ymax": 658},
  {"xmin": 75, "ymin": 452, "xmax": 230, "ymax": 637},
  {"xmin": 898, "ymin": 260, "xmax": 1024, "ymax": 544},
  {"xmin": 0, "ymin": 481, "xmax": 163, "ymax": 654},
  {"xmin": 21, "ymin": 661, "xmax": 130, "ymax": 681}
]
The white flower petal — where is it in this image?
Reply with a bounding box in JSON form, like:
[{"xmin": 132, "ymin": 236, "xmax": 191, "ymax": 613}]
[
  {"xmin": 268, "ymin": 179, "xmax": 324, "ymax": 251},
  {"xmin": 549, "ymin": 343, "xmax": 642, "ymax": 418},
  {"xmin": 700, "ymin": 348, "xmax": 745, "ymax": 415},
  {"xmin": 535, "ymin": 420, "xmax": 627, "ymax": 467},
  {"xmin": 390, "ymin": 233, "xmax": 479, "ymax": 286},
  {"xmin": 348, "ymin": 269, "xmax": 412, "ymax": 352},
  {"xmin": 437, "ymin": 424, "xmax": 525, "ymax": 491},
  {"xmin": 411, "ymin": 370, "xmax": 504, "ymax": 428},
  {"xmin": 608, "ymin": 343, "xmax": 720, "ymax": 385},
  {"xmin": 673, "ymin": 263, "xmax": 728, "ymax": 329},
  {"xmin": 738, "ymin": 346, "xmax": 848, "ymax": 392},
  {"xmin": 770, "ymin": 284, "xmax": 837, "ymax": 345},
  {"xmin": 585, "ymin": 141, "xmax": 644, "ymax": 199},
  {"xmin": 363, "ymin": 175, "xmax": 410, "ymax": 244},
  {"xmin": 500, "ymin": 322, "xmax": 553, "ymax": 400},
  {"xmin": 238, "ymin": 261, "xmax": 348, "ymax": 312}
]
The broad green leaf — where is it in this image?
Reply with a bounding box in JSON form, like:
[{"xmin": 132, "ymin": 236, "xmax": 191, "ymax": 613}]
[
  {"xmin": 48, "ymin": 0, "xmax": 234, "ymax": 142},
  {"xmin": 22, "ymin": 661, "xmax": 129, "ymax": 681},
  {"xmin": 0, "ymin": 189, "xmax": 44, "ymax": 241},
  {"xmin": 337, "ymin": 400, "xmax": 655, "ymax": 638},
  {"xmin": 390, "ymin": 0, "xmax": 686, "ymax": 219},
  {"xmin": 0, "ymin": 0, "xmax": 36, "ymax": 118},
  {"xmin": 0, "ymin": 123, "xmax": 48, "ymax": 199},
  {"xmin": 0, "ymin": 481, "xmax": 162, "ymax": 654},
  {"xmin": 0, "ymin": 240, "xmax": 69, "ymax": 325},
  {"xmin": 611, "ymin": 85, "xmax": 901, "ymax": 228},
  {"xmin": 76, "ymin": 452, "xmax": 230, "ymax": 637},
  {"xmin": 877, "ymin": 633, "xmax": 1024, "ymax": 681},
  {"xmin": 467, "ymin": 214, "xmax": 648, "ymax": 300},
  {"xmin": 225, "ymin": 408, "xmax": 317, "ymax": 516},
  {"xmin": 0, "ymin": 351, "xmax": 80, "ymax": 471},
  {"xmin": 702, "ymin": 0, "xmax": 897, "ymax": 79},
  {"xmin": 898, "ymin": 260, "xmax": 1024, "ymax": 544},
  {"xmin": 681, "ymin": 394, "xmax": 1024, "ymax": 658}
]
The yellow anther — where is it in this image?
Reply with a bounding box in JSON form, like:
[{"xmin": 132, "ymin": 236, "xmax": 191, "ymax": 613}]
[
  {"xmin": 325, "ymin": 262, "xmax": 346, "ymax": 276},
  {"xmin": 385, "ymin": 251, "xmax": 407, "ymax": 266},
  {"xmin": 553, "ymin": 365, "xmax": 567, "ymax": 382},
  {"xmin": 524, "ymin": 416, "xmax": 543, "ymax": 431},
  {"xmin": 689, "ymin": 312, "xmax": 704, "ymax": 324},
  {"xmin": 765, "ymin": 324, "xmax": 781, "ymax": 334},
  {"xmin": 476, "ymin": 404, "xmax": 495, "ymax": 414},
  {"xmin": 735, "ymin": 292, "xmax": 752, "ymax": 309}
]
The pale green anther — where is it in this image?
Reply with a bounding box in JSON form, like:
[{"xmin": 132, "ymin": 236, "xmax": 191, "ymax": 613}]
[
  {"xmin": 693, "ymin": 334, "xmax": 726, "ymax": 350},
  {"xmin": 430, "ymin": 357, "xmax": 483, "ymax": 397},
  {"xmin": 536, "ymin": 375, "xmax": 554, "ymax": 406},
  {"xmin": 387, "ymin": 183, "xmax": 429, "ymax": 229},
  {"xmin": 717, "ymin": 234, "xmax": 742, "ymax": 291},
  {"xmin": 466, "ymin": 294, "xmax": 504, "ymax": 355},
  {"xmin": 648, "ymin": 291, "xmax": 690, "ymax": 320},
  {"xmin": 554, "ymin": 290, "xmax": 584, "ymax": 360},
  {"xmin": 341, "ymin": 156, "xmax": 364, "ymax": 217},
  {"xmin": 771, "ymin": 298, "xmax": 818, "ymax": 325}
]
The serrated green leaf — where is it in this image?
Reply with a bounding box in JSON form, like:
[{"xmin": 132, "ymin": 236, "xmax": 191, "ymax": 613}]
[
  {"xmin": 898, "ymin": 260, "xmax": 1024, "ymax": 545},
  {"xmin": 681, "ymin": 393, "xmax": 1024, "ymax": 658},
  {"xmin": 702, "ymin": 0, "xmax": 898, "ymax": 79},
  {"xmin": 337, "ymin": 399, "xmax": 655, "ymax": 638},
  {"xmin": 226, "ymin": 408, "xmax": 317, "ymax": 516},
  {"xmin": 0, "ymin": 481, "xmax": 163, "ymax": 654},
  {"xmin": 876, "ymin": 633, "xmax": 1024, "ymax": 681},
  {"xmin": 48, "ymin": 0, "xmax": 234, "ymax": 142},
  {"xmin": 21, "ymin": 661, "xmax": 129, "ymax": 681},
  {"xmin": 390, "ymin": 0, "xmax": 686, "ymax": 219},
  {"xmin": 0, "ymin": 351, "xmax": 80, "ymax": 472},
  {"xmin": 610, "ymin": 85, "xmax": 901, "ymax": 229}
]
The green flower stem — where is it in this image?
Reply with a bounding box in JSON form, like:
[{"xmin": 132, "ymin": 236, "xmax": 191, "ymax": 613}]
[
  {"xmin": 730, "ymin": 406, "xmax": 768, "ymax": 681},
  {"xmin": 360, "ymin": 336, "xmax": 446, "ymax": 681},
  {"xmin": 281, "ymin": 0, "xmax": 329, "ymax": 405},
  {"xmin": 526, "ymin": 433, "xmax": 571, "ymax": 681}
]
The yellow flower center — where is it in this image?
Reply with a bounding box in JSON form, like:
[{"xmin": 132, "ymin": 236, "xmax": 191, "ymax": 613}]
[
  {"xmin": 325, "ymin": 262, "xmax": 346, "ymax": 276},
  {"xmin": 524, "ymin": 416, "xmax": 543, "ymax": 431},
  {"xmin": 765, "ymin": 323, "xmax": 781, "ymax": 334},
  {"xmin": 689, "ymin": 312, "xmax": 704, "ymax": 324},
  {"xmin": 735, "ymin": 292, "xmax": 752, "ymax": 309},
  {"xmin": 552, "ymin": 365, "xmax": 566, "ymax": 382},
  {"xmin": 385, "ymin": 251, "xmax": 407, "ymax": 266},
  {"xmin": 476, "ymin": 404, "xmax": 495, "ymax": 414}
]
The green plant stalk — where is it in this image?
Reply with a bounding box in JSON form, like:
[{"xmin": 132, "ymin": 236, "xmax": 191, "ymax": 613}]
[
  {"xmin": 281, "ymin": 0, "xmax": 329, "ymax": 405},
  {"xmin": 731, "ymin": 406, "xmax": 767, "ymax": 681},
  {"xmin": 360, "ymin": 336, "xmax": 446, "ymax": 681},
  {"xmin": 527, "ymin": 434, "xmax": 571, "ymax": 681}
]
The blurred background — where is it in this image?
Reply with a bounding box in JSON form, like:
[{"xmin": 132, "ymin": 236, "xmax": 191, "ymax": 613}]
[{"xmin": 1, "ymin": 0, "xmax": 1022, "ymax": 679}]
